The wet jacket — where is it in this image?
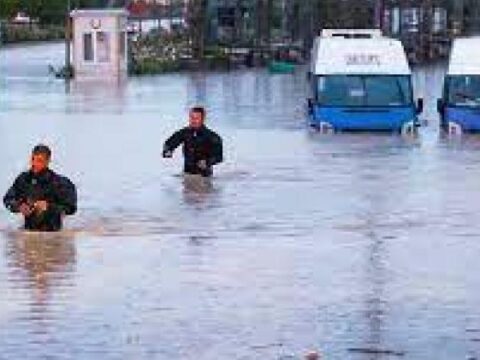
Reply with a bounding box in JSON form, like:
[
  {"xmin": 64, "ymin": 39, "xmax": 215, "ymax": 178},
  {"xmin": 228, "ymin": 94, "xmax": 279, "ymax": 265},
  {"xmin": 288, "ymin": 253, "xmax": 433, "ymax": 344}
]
[
  {"xmin": 163, "ymin": 126, "xmax": 223, "ymax": 177},
  {"xmin": 3, "ymin": 169, "xmax": 77, "ymax": 232}
]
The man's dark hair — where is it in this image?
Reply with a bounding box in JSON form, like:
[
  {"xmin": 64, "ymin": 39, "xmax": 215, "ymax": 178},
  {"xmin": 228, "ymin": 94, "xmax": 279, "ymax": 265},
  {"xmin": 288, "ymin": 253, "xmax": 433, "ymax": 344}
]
[
  {"xmin": 32, "ymin": 144, "xmax": 52, "ymax": 159},
  {"xmin": 191, "ymin": 106, "xmax": 206, "ymax": 119}
]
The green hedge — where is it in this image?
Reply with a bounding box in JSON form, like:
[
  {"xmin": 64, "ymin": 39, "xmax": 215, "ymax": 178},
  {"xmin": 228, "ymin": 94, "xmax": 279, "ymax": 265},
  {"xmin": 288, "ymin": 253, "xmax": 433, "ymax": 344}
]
[
  {"xmin": 131, "ymin": 58, "xmax": 181, "ymax": 75},
  {"xmin": 1, "ymin": 23, "xmax": 64, "ymax": 44}
]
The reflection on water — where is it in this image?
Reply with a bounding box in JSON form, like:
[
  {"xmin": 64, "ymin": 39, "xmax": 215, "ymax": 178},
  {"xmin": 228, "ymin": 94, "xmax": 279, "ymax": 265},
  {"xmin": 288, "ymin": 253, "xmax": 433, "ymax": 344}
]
[
  {"xmin": 66, "ymin": 80, "xmax": 128, "ymax": 114},
  {"xmin": 5, "ymin": 231, "xmax": 76, "ymax": 307},
  {"xmin": 182, "ymin": 174, "xmax": 216, "ymax": 204},
  {"xmin": 0, "ymin": 231, "xmax": 76, "ymax": 360},
  {"xmin": 2, "ymin": 43, "xmax": 480, "ymax": 359}
]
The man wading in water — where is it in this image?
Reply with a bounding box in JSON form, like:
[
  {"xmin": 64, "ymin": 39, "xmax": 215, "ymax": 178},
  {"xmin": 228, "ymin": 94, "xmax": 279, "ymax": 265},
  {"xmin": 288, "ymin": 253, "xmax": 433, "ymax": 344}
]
[
  {"xmin": 163, "ymin": 107, "xmax": 223, "ymax": 178},
  {"xmin": 3, "ymin": 145, "xmax": 77, "ymax": 232}
]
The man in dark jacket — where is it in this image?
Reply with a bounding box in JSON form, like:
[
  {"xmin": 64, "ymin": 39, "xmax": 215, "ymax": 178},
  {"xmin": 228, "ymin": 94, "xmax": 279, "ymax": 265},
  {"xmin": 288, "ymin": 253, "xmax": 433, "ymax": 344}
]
[
  {"xmin": 3, "ymin": 145, "xmax": 77, "ymax": 232},
  {"xmin": 163, "ymin": 107, "xmax": 223, "ymax": 177}
]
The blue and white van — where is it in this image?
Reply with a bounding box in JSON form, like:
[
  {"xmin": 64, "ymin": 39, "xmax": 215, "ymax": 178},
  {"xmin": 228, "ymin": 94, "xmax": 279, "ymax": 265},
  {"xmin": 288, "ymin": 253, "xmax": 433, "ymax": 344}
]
[
  {"xmin": 438, "ymin": 37, "xmax": 480, "ymax": 134},
  {"xmin": 307, "ymin": 29, "xmax": 423, "ymax": 133}
]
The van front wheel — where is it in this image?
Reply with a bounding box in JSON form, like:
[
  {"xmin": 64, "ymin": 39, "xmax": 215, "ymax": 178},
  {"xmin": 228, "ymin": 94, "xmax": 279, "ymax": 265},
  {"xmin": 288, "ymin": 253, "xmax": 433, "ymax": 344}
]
[
  {"xmin": 400, "ymin": 121, "xmax": 417, "ymax": 136},
  {"xmin": 318, "ymin": 121, "xmax": 335, "ymax": 134},
  {"xmin": 447, "ymin": 121, "xmax": 463, "ymax": 136}
]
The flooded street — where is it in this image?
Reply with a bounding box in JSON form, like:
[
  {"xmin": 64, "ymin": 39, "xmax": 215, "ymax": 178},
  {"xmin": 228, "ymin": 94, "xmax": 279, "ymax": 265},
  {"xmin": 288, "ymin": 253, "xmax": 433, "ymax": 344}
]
[{"xmin": 2, "ymin": 42, "xmax": 480, "ymax": 359}]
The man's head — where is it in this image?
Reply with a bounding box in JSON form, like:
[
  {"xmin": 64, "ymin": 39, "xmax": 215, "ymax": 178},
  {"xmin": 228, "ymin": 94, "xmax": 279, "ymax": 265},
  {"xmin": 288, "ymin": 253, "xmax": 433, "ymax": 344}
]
[
  {"xmin": 189, "ymin": 106, "xmax": 206, "ymax": 129},
  {"xmin": 30, "ymin": 144, "xmax": 51, "ymax": 174}
]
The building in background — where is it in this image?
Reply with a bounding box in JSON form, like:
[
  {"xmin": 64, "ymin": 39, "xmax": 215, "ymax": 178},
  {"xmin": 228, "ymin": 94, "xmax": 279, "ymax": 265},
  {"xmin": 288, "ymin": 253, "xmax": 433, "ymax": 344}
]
[
  {"xmin": 379, "ymin": 0, "xmax": 480, "ymax": 62},
  {"xmin": 71, "ymin": 9, "xmax": 129, "ymax": 80},
  {"xmin": 449, "ymin": 0, "xmax": 480, "ymax": 35},
  {"xmin": 380, "ymin": 0, "xmax": 450, "ymax": 62},
  {"xmin": 107, "ymin": 0, "xmax": 480, "ymax": 64},
  {"xmin": 205, "ymin": 0, "xmax": 255, "ymax": 45}
]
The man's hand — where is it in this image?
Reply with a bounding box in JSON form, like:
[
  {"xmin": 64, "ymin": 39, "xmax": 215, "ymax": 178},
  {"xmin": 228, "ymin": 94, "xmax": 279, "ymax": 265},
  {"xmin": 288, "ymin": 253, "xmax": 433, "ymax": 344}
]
[
  {"xmin": 33, "ymin": 200, "xmax": 48, "ymax": 214},
  {"xmin": 197, "ymin": 160, "xmax": 208, "ymax": 170},
  {"xmin": 18, "ymin": 203, "xmax": 33, "ymax": 217}
]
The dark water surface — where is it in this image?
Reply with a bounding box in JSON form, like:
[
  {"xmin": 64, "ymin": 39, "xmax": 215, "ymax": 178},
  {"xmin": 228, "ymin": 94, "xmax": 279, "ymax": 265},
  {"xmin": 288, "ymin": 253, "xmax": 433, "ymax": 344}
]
[{"xmin": 1, "ymin": 43, "xmax": 480, "ymax": 359}]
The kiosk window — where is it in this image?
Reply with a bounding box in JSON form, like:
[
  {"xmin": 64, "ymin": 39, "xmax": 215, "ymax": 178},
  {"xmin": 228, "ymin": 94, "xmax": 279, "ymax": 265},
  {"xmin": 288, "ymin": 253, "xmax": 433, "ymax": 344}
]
[
  {"xmin": 83, "ymin": 33, "xmax": 94, "ymax": 62},
  {"xmin": 97, "ymin": 32, "xmax": 110, "ymax": 63},
  {"xmin": 119, "ymin": 32, "xmax": 126, "ymax": 58}
]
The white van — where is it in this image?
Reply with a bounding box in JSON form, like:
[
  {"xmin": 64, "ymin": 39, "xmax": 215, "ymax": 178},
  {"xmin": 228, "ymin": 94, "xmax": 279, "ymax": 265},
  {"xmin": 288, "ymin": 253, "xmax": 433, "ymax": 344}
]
[
  {"xmin": 438, "ymin": 37, "xmax": 480, "ymax": 134},
  {"xmin": 308, "ymin": 29, "xmax": 423, "ymax": 133}
]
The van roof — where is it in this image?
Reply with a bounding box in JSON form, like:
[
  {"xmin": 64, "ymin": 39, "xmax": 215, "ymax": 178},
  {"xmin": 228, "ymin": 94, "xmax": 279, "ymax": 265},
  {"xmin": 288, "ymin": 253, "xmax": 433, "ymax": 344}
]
[
  {"xmin": 312, "ymin": 30, "xmax": 411, "ymax": 76},
  {"xmin": 448, "ymin": 37, "xmax": 480, "ymax": 75}
]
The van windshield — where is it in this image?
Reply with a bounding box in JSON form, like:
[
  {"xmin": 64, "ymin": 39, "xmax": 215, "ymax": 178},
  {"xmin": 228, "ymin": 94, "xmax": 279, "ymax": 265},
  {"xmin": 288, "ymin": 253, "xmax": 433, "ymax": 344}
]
[
  {"xmin": 447, "ymin": 75, "xmax": 480, "ymax": 107},
  {"xmin": 316, "ymin": 75, "xmax": 413, "ymax": 107}
]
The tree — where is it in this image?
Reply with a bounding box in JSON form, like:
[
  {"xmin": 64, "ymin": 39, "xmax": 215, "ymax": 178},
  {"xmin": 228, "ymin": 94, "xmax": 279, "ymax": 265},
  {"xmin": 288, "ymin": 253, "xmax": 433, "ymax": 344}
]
[
  {"xmin": 3, "ymin": 0, "xmax": 110, "ymax": 24},
  {"xmin": 187, "ymin": 0, "xmax": 208, "ymax": 60},
  {"xmin": 0, "ymin": 0, "xmax": 20, "ymax": 19}
]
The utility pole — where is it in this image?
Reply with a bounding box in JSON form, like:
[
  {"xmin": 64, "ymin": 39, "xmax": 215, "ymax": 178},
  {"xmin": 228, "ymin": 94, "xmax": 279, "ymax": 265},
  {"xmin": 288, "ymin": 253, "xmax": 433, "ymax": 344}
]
[
  {"xmin": 65, "ymin": 0, "xmax": 72, "ymax": 78},
  {"xmin": 470, "ymin": 0, "xmax": 480, "ymax": 34},
  {"xmin": 423, "ymin": 0, "xmax": 433, "ymax": 61},
  {"xmin": 189, "ymin": 0, "xmax": 208, "ymax": 61},
  {"xmin": 170, "ymin": 0, "xmax": 174, "ymax": 32},
  {"xmin": 254, "ymin": 0, "xmax": 272, "ymax": 55},
  {"xmin": 452, "ymin": 0, "xmax": 464, "ymax": 36},
  {"xmin": 301, "ymin": 0, "xmax": 314, "ymax": 52},
  {"xmin": 375, "ymin": 0, "xmax": 385, "ymax": 30},
  {"xmin": 266, "ymin": 0, "xmax": 272, "ymax": 50}
]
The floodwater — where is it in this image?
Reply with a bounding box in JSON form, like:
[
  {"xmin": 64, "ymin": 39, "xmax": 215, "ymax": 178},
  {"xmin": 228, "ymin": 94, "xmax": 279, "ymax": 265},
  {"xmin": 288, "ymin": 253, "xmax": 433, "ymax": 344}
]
[{"xmin": 1, "ymin": 42, "xmax": 480, "ymax": 360}]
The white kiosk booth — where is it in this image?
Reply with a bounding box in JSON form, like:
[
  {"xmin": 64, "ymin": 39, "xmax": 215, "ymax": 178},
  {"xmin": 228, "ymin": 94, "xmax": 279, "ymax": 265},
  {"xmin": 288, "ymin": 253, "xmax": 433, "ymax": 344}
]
[{"xmin": 71, "ymin": 9, "xmax": 128, "ymax": 80}]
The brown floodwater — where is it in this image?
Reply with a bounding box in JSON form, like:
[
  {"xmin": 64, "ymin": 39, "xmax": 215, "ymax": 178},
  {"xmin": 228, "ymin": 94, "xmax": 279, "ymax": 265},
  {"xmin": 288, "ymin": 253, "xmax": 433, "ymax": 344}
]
[{"xmin": 1, "ymin": 42, "xmax": 480, "ymax": 359}]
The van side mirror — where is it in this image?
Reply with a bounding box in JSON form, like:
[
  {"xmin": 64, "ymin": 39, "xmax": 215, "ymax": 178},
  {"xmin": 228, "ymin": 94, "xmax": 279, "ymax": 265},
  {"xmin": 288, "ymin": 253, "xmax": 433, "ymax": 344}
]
[
  {"xmin": 437, "ymin": 99, "xmax": 445, "ymax": 114},
  {"xmin": 307, "ymin": 98, "xmax": 314, "ymax": 114},
  {"xmin": 416, "ymin": 98, "xmax": 424, "ymax": 115}
]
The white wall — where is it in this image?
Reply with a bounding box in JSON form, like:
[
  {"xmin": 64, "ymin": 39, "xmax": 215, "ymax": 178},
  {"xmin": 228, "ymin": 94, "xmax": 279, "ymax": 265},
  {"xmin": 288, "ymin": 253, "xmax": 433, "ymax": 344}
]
[{"xmin": 72, "ymin": 14, "xmax": 128, "ymax": 80}]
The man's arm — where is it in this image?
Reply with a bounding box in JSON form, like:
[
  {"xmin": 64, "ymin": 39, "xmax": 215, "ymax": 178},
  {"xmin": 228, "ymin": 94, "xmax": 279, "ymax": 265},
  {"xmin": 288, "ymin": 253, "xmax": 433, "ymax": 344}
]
[
  {"xmin": 163, "ymin": 129, "xmax": 186, "ymax": 157},
  {"xmin": 3, "ymin": 174, "xmax": 26, "ymax": 213},
  {"xmin": 208, "ymin": 132, "xmax": 223, "ymax": 166},
  {"xmin": 49, "ymin": 176, "xmax": 77, "ymax": 216}
]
